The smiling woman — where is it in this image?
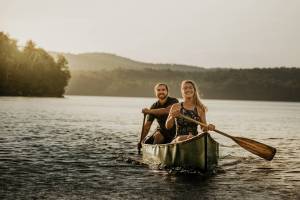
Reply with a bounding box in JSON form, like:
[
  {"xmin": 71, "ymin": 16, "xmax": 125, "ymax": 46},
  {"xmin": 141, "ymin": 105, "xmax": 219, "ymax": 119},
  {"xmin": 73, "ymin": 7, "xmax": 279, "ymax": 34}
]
[{"xmin": 166, "ymin": 80, "xmax": 215, "ymax": 142}]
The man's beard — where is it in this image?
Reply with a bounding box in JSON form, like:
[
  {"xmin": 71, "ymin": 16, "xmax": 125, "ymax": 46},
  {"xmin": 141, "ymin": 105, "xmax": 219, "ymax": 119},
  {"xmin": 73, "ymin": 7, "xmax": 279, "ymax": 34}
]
[{"xmin": 158, "ymin": 94, "xmax": 167, "ymax": 100}]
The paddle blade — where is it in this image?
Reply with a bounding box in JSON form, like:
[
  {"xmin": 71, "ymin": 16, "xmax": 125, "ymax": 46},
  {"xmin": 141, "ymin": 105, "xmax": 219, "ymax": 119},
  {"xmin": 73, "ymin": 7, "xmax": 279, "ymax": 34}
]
[{"xmin": 233, "ymin": 137, "xmax": 276, "ymax": 161}]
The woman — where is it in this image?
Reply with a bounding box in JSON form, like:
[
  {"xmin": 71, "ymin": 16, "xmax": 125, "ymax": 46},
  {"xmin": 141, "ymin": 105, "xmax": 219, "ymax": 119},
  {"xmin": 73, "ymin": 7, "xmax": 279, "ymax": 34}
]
[{"xmin": 165, "ymin": 80, "xmax": 215, "ymax": 142}]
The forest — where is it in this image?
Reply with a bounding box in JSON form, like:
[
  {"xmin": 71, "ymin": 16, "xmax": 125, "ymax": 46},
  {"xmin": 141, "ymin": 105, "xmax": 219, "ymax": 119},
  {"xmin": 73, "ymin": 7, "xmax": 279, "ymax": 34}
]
[
  {"xmin": 67, "ymin": 67, "xmax": 300, "ymax": 102},
  {"xmin": 0, "ymin": 32, "xmax": 71, "ymax": 97},
  {"xmin": 1, "ymin": 32, "xmax": 299, "ymax": 101}
]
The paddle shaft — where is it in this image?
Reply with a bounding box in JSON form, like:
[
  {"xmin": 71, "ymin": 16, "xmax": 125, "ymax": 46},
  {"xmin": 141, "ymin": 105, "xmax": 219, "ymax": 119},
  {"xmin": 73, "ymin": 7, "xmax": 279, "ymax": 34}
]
[
  {"xmin": 179, "ymin": 114, "xmax": 233, "ymax": 139},
  {"xmin": 179, "ymin": 114, "xmax": 276, "ymax": 161},
  {"xmin": 138, "ymin": 114, "xmax": 146, "ymax": 154}
]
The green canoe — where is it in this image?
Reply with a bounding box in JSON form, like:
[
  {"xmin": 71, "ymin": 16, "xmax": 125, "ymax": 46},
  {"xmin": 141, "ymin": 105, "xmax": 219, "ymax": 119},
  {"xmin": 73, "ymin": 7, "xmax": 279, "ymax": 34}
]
[{"xmin": 142, "ymin": 132, "xmax": 219, "ymax": 171}]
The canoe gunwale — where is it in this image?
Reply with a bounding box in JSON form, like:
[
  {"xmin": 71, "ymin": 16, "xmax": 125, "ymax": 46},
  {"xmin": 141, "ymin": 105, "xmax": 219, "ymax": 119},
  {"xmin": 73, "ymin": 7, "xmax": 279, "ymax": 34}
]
[{"xmin": 142, "ymin": 132, "xmax": 210, "ymax": 147}]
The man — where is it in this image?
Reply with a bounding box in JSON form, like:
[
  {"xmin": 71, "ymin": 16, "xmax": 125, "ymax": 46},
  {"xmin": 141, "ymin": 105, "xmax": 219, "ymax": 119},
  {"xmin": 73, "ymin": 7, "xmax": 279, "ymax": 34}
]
[{"xmin": 138, "ymin": 83, "xmax": 178, "ymax": 147}]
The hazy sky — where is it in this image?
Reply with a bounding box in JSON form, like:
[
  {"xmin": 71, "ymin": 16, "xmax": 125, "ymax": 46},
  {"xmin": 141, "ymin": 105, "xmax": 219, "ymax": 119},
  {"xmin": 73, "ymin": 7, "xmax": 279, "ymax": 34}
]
[{"xmin": 1, "ymin": 0, "xmax": 299, "ymax": 68}]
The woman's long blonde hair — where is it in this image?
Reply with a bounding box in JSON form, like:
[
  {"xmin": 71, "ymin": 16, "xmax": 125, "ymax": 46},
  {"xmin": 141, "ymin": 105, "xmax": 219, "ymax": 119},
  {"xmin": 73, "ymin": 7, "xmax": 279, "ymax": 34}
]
[{"xmin": 181, "ymin": 80, "xmax": 207, "ymax": 113}]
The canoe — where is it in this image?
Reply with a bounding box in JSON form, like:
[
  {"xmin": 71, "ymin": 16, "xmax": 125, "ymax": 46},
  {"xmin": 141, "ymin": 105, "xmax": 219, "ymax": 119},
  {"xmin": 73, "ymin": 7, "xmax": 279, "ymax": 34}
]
[{"xmin": 142, "ymin": 132, "xmax": 219, "ymax": 171}]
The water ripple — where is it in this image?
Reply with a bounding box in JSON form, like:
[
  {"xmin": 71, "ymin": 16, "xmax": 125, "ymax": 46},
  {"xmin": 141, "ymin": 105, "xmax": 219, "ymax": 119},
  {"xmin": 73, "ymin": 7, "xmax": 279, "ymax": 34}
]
[{"xmin": 0, "ymin": 96, "xmax": 299, "ymax": 199}]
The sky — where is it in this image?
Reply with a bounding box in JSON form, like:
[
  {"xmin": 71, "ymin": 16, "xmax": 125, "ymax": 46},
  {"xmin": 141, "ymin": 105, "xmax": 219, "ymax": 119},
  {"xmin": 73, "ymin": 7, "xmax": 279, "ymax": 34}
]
[{"xmin": 1, "ymin": 0, "xmax": 299, "ymax": 68}]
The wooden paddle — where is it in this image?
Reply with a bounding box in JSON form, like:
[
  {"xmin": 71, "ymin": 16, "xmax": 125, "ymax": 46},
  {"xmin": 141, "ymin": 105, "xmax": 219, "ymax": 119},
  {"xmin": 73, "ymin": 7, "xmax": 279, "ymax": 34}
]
[
  {"xmin": 137, "ymin": 113, "xmax": 146, "ymax": 154},
  {"xmin": 179, "ymin": 114, "xmax": 276, "ymax": 161}
]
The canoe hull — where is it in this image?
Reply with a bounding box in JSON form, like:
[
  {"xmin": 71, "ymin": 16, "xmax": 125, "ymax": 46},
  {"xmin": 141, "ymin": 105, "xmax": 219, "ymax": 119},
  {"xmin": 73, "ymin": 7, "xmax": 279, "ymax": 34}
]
[{"xmin": 142, "ymin": 133, "xmax": 219, "ymax": 171}]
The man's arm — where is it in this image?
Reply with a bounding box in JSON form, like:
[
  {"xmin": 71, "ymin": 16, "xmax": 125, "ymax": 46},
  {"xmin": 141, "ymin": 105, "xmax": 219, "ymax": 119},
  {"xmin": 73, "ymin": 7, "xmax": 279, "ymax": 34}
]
[{"xmin": 143, "ymin": 105, "xmax": 172, "ymax": 116}]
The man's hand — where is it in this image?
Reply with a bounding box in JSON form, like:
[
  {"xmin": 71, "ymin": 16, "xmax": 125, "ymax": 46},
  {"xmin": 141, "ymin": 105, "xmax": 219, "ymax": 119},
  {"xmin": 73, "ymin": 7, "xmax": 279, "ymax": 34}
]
[{"xmin": 142, "ymin": 108, "xmax": 151, "ymax": 114}]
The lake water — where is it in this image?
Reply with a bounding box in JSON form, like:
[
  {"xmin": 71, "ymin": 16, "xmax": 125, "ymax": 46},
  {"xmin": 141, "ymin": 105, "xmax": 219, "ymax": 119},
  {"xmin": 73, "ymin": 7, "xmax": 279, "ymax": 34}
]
[{"xmin": 0, "ymin": 96, "xmax": 299, "ymax": 199}]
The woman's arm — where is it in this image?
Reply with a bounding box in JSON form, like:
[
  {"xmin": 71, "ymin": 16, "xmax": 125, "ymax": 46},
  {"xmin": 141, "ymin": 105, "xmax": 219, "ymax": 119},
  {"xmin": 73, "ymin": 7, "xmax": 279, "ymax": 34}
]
[
  {"xmin": 197, "ymin": 108, "xmax": 208, "ymax": 132},
  {"xmin": 197, "ymin": 106, "xmax": 215, "ymax": 132},
  {"xmin": 165, "ymin": 104, "xmax": 180, "ymax": 129}
]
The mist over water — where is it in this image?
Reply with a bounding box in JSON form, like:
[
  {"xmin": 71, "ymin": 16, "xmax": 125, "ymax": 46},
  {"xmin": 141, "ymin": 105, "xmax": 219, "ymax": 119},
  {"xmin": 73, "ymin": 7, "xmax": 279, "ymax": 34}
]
[{"xmin": 0, "ymin": 96, "xmax": 299, "ymax": 199}]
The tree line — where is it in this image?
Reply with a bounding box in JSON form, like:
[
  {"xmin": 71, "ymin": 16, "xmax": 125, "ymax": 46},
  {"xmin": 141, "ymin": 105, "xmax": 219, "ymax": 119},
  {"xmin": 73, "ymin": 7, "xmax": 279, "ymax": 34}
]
[
  {"xmin": 0, "ymin": 32, "xmax": 71, "ymax": 97},
  {"xmin": 67, "ymin": 67, "xmax": 300, "ymax": 101},
  {"xmin": 1, "ymin": 32, "xmax": 299, "ymax": 101}
]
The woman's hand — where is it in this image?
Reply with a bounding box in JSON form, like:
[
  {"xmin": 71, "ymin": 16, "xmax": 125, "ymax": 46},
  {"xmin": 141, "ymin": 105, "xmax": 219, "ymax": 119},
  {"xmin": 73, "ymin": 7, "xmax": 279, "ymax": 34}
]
[
  {"xmin": 207, "ymin": 123, "xmax": 215, "ymax": 131},
  {"xmin": 170, "ymin": 106, "xmax": 180, "ymax": 118},
  {"xmin": 202, "ymin": 123, "xmax": 215, "ymax": 132}
]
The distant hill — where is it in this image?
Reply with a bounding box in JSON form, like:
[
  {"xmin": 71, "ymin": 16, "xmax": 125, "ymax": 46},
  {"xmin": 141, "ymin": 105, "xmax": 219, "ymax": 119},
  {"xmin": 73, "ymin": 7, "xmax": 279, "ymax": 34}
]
[
  {"xmin": 50, "ymin": 52, "xmax": 204, "ymax": 72},
  {"xmin": 66, "ymin": 67, "xmax": 300, "ymax": 102},
  {"xmin": 3, "ymin": 31, "xmax": 298, "ymax": 101},
  {"xmin": 49, "ymin": 52, "xmax": 300, "ymax": 102}
]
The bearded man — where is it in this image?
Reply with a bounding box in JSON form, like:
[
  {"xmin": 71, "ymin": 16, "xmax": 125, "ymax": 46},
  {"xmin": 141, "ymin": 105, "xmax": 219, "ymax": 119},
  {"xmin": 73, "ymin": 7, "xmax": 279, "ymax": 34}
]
[{"xmin": 138, "ymin": 83, "xmax": 178, "ymax": 147}]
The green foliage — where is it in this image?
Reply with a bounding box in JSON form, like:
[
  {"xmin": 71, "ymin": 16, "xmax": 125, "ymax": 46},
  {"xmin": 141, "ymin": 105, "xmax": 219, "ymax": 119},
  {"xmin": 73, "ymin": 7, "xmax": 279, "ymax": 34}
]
[
  {"xmin": 1, "ymin": 32, "xmax": 298, "ymax": 101},
  {"xmin": 0, "ymin": 32, "xmax": 71, "ymax": 97},
  {"xmin": 67, "ymin": 68, "xmax": 300, "ymax": 101}
]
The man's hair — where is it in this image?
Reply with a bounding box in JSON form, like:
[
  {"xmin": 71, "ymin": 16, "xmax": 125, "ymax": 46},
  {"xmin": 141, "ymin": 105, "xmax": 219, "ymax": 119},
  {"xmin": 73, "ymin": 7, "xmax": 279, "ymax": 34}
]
[{"xmin": 154, "ymin": 83, "xmax": 169, "ymax": 92}]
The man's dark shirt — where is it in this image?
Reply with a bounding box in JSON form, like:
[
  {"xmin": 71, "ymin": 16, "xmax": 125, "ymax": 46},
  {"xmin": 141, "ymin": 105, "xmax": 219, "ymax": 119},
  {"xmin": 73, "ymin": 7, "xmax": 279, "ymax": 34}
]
[{"xmin": 147, "ymin": 96, "xmax": 178, "ymax": 141}]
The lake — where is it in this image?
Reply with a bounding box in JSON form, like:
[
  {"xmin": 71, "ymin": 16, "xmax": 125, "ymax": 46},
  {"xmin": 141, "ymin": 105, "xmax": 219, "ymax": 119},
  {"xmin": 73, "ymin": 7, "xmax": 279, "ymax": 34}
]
[{"xmin": 0, "ymin": 96, "xmax": 299, "ymax": 199}]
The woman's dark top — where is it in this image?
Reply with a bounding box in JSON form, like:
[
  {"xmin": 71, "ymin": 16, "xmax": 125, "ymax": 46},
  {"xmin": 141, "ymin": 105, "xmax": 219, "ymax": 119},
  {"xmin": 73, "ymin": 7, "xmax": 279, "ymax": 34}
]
[{"xmin": 176, "ymin": 102, "xmax": 200, "ymax": 136}]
